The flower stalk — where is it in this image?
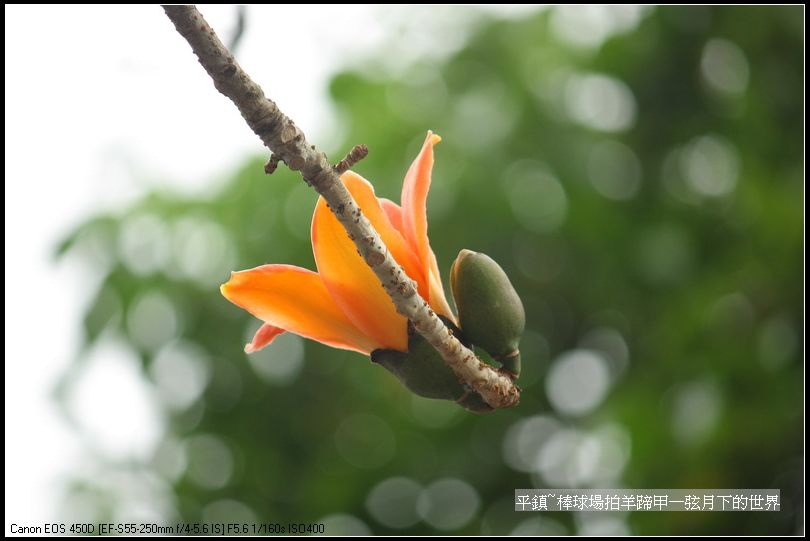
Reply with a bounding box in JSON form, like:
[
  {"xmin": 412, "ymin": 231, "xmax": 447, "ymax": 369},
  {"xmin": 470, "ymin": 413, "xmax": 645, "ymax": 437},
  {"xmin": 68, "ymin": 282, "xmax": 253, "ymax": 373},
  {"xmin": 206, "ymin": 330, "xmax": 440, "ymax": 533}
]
[{"xmin": 162, "ymin": 5, "xmax": 520, "ymax": 409}]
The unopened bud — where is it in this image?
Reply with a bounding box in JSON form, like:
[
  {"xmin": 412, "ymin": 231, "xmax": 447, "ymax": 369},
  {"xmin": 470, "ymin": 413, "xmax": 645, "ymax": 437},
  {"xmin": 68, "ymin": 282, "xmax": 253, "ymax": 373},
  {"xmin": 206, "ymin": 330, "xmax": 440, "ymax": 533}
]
[{"xmin": 450, "ymin": 249, "xmax": 525, "ymax": 376}]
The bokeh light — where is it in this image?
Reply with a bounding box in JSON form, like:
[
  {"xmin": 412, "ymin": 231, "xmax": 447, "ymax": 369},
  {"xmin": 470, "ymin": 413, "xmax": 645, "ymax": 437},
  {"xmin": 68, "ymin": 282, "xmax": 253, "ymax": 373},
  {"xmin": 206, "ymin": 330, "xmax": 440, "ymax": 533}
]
[
  {"xmin": 417, "ymin": 478, "xmax": 481, "ymax": 531},
  {"xmin": 564, "ymin": 73, "xmax": 637, "ymax": 132},
  {"xmin": 701, "ymin": 38, "xmax": 750, "ymax": 97},
  {"xmin": 365, "ymin": 477, "xmax": 422, "ymax": 529},
  {"xmin": 546, "ymin": 350, "xmax": 612, "ymax": 417}
]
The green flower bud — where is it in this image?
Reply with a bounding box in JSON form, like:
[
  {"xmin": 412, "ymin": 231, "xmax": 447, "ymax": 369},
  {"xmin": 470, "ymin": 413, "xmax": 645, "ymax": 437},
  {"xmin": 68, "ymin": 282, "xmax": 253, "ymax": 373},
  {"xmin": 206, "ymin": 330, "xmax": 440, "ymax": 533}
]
[
  {"xmin": 371, "ymin": 317, "xmax": 492, "ymax": 413},
  {"xmin": 450, "ymin": 249, "xmax": 525, "ymax": 377}
]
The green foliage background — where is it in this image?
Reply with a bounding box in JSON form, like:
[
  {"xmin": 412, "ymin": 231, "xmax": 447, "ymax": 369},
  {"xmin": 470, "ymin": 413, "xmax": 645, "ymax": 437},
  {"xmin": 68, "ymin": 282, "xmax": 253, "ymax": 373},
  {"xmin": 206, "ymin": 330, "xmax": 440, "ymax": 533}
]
[{"xmin": 58, "ymin": 6, "xmax": 802, "ymax": 535}]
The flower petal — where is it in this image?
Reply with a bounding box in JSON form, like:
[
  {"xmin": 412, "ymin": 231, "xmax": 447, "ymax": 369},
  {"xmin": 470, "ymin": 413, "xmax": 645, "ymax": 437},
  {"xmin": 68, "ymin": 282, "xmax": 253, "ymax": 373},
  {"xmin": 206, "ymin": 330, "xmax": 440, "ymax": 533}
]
[
  {"xmin": 221, "ymin": 264, "xmax": 379, "ymax": 354},
  {"xmin": 312, "ymin": 172, "xmax": 423, "ymax": 352},
  {"xmin": 378, "ymin": 197, "xmax": 456, "ymax": 322},
  {"xmin": 244, "ymin": 323, "xmax": 285, "ymax": 354},
  {"xmin": 343, "ymin": 173, "xmax": 426, "ymax": 291},
  {"xmin": 380, "ymin": 198, "xmax": 404, "ymax": 235},
  {"xmin": 401, "ymin": 131, "xmax": 441, "ymax": 301},
  {"xmin": 427, "ymin": 249, "xmax": 456, "ymax": 322}
]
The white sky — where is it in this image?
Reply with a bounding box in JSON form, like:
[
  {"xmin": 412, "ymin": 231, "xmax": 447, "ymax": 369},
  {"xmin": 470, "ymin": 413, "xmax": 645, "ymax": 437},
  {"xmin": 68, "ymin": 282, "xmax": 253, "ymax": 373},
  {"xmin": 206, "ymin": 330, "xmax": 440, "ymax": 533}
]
[{"xmin": 4, "ymin": 4, "xmax": 540, "ymax": 527}]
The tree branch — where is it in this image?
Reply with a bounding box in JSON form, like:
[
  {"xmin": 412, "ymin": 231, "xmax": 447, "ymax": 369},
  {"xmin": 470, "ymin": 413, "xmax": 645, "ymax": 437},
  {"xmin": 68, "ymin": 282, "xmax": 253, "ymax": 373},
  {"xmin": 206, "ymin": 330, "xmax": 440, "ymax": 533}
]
[{"xmin": 162, "ymin": 5, "xmax": 520, "ymax": 409}]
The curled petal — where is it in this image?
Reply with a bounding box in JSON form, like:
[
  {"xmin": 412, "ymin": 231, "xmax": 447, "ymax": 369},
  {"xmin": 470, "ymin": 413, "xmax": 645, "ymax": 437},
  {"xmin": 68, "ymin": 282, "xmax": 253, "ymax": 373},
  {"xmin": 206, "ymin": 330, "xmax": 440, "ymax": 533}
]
[
  {"xmin": 221, "ymin": 264, "xmax": 379, "ymax": 355},
  {"xmin": 401, "ymin": 131, "xmax": 441, "ymax": 303},
  {"xmin": 244, "ymin": 323, "xmax": 285, "ymax": 354},
  {"xmin": 427, "ymin": 249, "xmax": 456, "ymax": 323}
]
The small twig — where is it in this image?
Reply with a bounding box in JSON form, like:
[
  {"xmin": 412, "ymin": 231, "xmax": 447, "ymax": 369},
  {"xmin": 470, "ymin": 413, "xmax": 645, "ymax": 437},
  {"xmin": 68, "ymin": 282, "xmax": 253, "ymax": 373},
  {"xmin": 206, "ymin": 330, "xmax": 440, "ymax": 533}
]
[
  {"xmin": 264, "ymin": 154, "xmax": 281, "ymax": 175},
  {"xmin": 227, "ymin": 5, "xmax": 247, "ymax": 55},
  {"xmin": 334, "ymin": 144, "xmax": 369, "ymax": 174},
  {"xmin": 162, "ymin": 5, "xmax": 520, "ymax": 409}
]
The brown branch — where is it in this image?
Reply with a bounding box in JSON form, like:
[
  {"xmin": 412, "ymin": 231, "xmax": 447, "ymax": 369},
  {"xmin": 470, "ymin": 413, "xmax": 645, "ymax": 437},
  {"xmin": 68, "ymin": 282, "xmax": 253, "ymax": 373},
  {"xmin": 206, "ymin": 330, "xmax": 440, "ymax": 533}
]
[
  {"xmin": 161, "ymin": 5, "xmax": 520, "ymax": 409},
  {"xmin": 227, "ymin": 5, "xmax": 247, "ymax": 54}
]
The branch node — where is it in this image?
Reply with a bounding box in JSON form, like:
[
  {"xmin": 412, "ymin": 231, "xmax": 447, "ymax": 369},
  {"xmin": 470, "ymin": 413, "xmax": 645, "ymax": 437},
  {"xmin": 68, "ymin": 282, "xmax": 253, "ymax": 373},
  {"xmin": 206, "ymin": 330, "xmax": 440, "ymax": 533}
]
[
  {"xmin": 287, "ymin": 155, "xmax": 305, "ymax": 171},
  {"xmin": 280, "ymin": 123, "xmax": 298, "ymax": 144},
  {"xmin": 335, "ymin": 144, "xmax": 369, "ymax": 174},
  {"xmin": 365, "ymin": 250, "xmax": 385, "ymax": 266},
  {"xmin": 264, "ymin": 154, "xmax": 281, "ymax": 175}
]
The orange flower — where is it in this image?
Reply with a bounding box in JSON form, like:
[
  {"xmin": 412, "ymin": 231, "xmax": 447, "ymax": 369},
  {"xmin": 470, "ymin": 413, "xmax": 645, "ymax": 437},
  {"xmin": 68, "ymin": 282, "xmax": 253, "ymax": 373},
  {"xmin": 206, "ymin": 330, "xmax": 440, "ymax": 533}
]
[{"xmin": 221, "ymin": 132, "xmax": 454, "ymax": 355}]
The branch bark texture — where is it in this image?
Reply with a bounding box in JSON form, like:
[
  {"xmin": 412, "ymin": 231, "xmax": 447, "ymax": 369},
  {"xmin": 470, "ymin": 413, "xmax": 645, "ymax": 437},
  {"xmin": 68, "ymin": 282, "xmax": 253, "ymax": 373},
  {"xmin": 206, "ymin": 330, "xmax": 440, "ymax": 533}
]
[{"xmin": 162, "ymin": 5, "xmax": 520, "ymax": 409}]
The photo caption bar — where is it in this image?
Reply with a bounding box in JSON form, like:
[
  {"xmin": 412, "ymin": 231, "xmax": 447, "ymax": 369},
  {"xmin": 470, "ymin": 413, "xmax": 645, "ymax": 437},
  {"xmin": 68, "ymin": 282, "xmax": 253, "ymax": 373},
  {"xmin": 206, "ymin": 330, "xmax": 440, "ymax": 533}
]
[{"xmin": 514, "ymin": 489, "xmax": 780, "ymax": 512}]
